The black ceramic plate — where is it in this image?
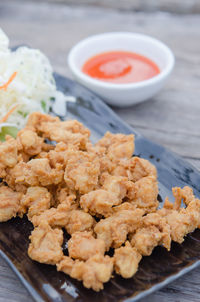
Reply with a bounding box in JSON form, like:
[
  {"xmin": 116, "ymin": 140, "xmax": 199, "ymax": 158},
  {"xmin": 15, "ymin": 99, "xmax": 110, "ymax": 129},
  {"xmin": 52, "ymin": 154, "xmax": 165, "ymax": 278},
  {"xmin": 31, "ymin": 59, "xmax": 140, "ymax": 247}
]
[{"xmin": 1, "ymin": 73, "xmax": 200, "ymax": 302}]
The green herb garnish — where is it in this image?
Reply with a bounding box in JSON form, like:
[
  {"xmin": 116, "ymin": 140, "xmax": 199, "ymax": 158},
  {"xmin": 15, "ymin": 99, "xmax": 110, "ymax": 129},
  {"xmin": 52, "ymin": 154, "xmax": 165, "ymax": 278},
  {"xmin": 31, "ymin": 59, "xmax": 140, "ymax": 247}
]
[
  {"xmin": 41, "ymin": 100, "xmax": 47, "ymax": 112},
  {"xmin": 0, "ymin": 126, "xmax": 18, "ymax": 141}
]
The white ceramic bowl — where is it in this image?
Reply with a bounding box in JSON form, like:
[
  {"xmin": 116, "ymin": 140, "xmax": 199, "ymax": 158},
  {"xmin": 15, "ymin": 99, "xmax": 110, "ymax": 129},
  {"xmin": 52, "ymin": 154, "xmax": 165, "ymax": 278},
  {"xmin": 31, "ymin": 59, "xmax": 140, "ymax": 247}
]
[{"xmin": 68, "ymin": 32, "xmax": 175, "ymax": 107}]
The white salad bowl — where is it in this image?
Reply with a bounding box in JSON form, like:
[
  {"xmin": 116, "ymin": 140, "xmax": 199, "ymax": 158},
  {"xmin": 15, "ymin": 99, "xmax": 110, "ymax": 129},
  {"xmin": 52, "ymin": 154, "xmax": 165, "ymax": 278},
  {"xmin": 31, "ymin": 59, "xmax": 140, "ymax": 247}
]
[{"xmin": 68, "ymin": 32, "xmax": 175, "ymax": 107}]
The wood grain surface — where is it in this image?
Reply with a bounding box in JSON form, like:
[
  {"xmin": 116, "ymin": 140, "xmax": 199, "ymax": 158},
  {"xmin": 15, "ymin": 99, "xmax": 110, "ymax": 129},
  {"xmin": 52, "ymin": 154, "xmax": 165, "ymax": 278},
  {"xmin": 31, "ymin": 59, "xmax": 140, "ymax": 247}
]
[
  {"xmin": 28, "ymin": 0, "xmax": 200, "ymax": 14},
  {"xmin": 0, "ymin": 1, "xmax": 200, "ymax": 301}
]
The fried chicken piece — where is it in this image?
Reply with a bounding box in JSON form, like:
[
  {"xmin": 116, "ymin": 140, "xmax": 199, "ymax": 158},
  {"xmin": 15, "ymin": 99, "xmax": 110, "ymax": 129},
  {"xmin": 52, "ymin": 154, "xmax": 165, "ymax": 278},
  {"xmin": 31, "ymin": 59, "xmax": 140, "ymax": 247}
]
[
  {"xmin": 100, "ymin": 174, "xmax": 150, "ymax": 212},
  {"xmin": 172, "ymin": 186, "xmax": 196, "ymax": 209},
  {"xmin": 71, "ymin": 254, "xmax": 113, "ymax": 291},
  {"xmin": 0, "ymin": 185, "xmax": 22, "ymax": 222},
  {"xmin": 101, "ymin": 174, "xmax": 129, "ymax": 200},
  {"xmin": 68, "ymin": 231, "xmax": 105, "ymax": 261},
  {"xmin": 28, "ymin": 221, "xmax": 63, "ymax": 265},
  {"xmin": 112, "ymin": 157, "xmax": 157, "ymax": 182},
  {"xmin": 163, "ymin": 186, "xmax": 197, "ymax": 211},
  {"xmin": 86, "ymin": 143, "xmax": 116, "ymax": 174},
  {"xmin": 55, "ymin": 187, "xmax": 77, "ymax": 206},
  {"xmin": 80, "ymin": 189, "xmax": 120, "ymax": 217},
  {"xmin": 43, "ymin": 142, "xmax": 84, "ymax": 169},
  {"xmin": 7, "ymin": 158, "xmax": 63, "ymax": 187},
  {"xmin": 32, "ymin": 203, "xmax": 95, "ymax": 235},
  {"xmin": 96, "ymin": 132, "xmax": 134, "ymax": 161},
  {"xmin": 17, "ymin": 152, "xmax": 31, "ymax": 163},
  {"xmin": 31, "ymin": 207, "xmax": 64, "ymax": 227},
  {"xmin": 43, "ymin": 123, "xmax": 89, "ymax": 149},
  {"xmin": 131, "ymin": 227, "xmax": 161, "ymax": 256},
  {"xmin": 3, "ymin": 170, "xmax": 27, "ymax": 193},
  {"xmin": 56, "ymin": 256, "xmax": 74, "ymax": 275},
  {"xmin": 0, "ymin": 135, "xmax": 18, "ymax": 177},
  {"xmin": 28, "ymin": 113, "xmax": 90, "ymax": 149},
  {"xmin": 27, "ymin": 158, "xmax": 64, "ymax": 186},
  {"xmin": 5, "ymin": 163, "xmax": 24, "ymax": 190},
  {"xmin": 156, "ymin": 186, "xmax": 200, "ymax": 244},
  {"xmin": 31, "ymin": 201, "xmax": 71, "ymax": 227},
  {"xmin": 99, "ymin": 156, "xmax": 115, "ymax": 174},
  {"xmin": 130, "ymin": 213, "xmax": 171, "ymax": 256},
  {"xmin": 94, "ymin": 208, "xmax": 144, "ymax": 250},
  {"xmin": 26, "ymin": 112, "xmax": 59, "ymax": 130},
  {"xmin": 34, "ymin": 151, "xmax": 48, "ymax": 160},
  {"xmin": 58, "ymin": 119, "xmax": 90, "ymax": 138},
  {"xmin": 114, "ymin": 241, "xmax": 142, "ymax": 278},
  {"xmin": 164, "ymin": 211, "xmax": 192, "ymax": 244},
  {"xmin": 65, "ymin": 210, "xmax": 95, "ymax": 235},
  {"xmin": 17, "ymin": 128, "xmax": 44, "ymax": 156},
  {"xmin": 88, "ymin": 143, "xmax": 106, "ymax": 156},
  {"xmin": 158, "ymin": 196, "xmax": 200, "ymax": 244},
  {"xmin": 20, "ymin": 187, "xmax": 51, "ymax": 218},
  {"xmin": 111, "ymin": 202, "xmax": 137, "ymax": 214},
  {"xmin": 47, "ymin": 142, "xmax": 72, "ymax": 168},
  {"xmin": 57, "ymin": 254, "xmax": 113, "ymax": 291},
  {"xmin": 47, "ymin": 182, "xmax": 76, "ymax": 207},
  {"xmin": 129, "ymin": 175, "xmax": 159, "ymax": 213},
  {"xmin": 159, "ymin": 209, "xmax": 192, "ymax": 244},
  {"xmin": 185, "ymin": 197, "xmax": 200, "ymax": 230},
  {"xmin": 64, "ymin": 151, "xmax": 100, "ymax": 194},
  {"xmin": 98, "ymin": 174, "xmax": 158, "ymax": 216}
]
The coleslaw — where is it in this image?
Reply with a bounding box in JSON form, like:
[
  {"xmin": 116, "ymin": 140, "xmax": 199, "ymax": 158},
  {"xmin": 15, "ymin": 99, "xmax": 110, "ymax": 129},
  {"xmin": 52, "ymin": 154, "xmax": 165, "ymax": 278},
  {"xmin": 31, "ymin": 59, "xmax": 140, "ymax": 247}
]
[{"xmin": 0, "ymin": 28, "xmax": 71, "ymax": 140}]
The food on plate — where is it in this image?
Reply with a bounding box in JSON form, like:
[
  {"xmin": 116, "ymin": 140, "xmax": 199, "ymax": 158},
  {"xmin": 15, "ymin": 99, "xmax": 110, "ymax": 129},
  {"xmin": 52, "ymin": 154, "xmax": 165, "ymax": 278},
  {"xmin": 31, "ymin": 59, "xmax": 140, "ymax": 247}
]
[
  {"xmin": 57, "ymin": 253, "xmax": 113, "ymax": 291},
  {"xmin": 0, "ymin": 185, "xmax": 22, "ymax": 222},
  {"xmin": 28, "ymin": 220, "xmax": 63, "ymax": 265},
  {"xmin": 0, "ymin": 28, "xmax": 71, "ymax": 140},
  {"xmin": 0, "ymin": 112, "xmax": 200, "ymax": 291},
  {"xmin": 158, "ymin": 187, "xmax": 200, "ymax": 244},
  {"xmin": 114, "ymin": 241, "xmax": 142, "ymax": 278},
  {"xmin": 94, "ymin": 208, "xmax": 145, "ymax": 251},
  {"xmin": 68, "ymin": 231, "xmax": 106, "ymax": 260},
  {"xmin": 21, "ymin": 186, "xmax": 51, "ymax": 219},
  {"xmin": 130, "ymin": 212, "xmax": 171, "ymax": 256}
]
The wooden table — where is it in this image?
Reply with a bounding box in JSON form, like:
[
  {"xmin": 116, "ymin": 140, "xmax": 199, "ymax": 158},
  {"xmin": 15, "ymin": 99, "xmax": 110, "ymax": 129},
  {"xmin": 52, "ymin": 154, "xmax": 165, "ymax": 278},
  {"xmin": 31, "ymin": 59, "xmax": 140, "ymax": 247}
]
[{"xmin": 1, "ymin": 1, "xmax": 200, "ymax": 301}]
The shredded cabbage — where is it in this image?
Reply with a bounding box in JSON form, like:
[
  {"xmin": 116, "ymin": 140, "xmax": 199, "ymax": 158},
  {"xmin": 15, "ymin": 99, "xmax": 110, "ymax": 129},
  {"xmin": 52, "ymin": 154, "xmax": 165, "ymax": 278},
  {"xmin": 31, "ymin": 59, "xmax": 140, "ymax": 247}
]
[{"xmin": 0, "ymin": 28, "xmax": 71, "ymax": 132}]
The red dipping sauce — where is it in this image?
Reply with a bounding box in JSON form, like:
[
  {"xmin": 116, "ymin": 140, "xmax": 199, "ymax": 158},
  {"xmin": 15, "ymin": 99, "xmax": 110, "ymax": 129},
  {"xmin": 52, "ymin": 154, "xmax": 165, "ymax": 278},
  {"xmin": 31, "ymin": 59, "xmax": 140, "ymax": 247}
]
[{"xmin": 82, "ymin": 51, "xmax": 160, "ymax": 84}]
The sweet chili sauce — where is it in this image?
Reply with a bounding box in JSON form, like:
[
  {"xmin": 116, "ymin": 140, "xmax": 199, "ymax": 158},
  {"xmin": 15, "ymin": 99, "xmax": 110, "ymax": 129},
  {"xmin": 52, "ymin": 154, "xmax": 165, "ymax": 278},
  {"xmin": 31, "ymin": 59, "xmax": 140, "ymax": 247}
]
[{"xmin": 82, "ymin": 51, "xmax": 160, "ymax": 84}]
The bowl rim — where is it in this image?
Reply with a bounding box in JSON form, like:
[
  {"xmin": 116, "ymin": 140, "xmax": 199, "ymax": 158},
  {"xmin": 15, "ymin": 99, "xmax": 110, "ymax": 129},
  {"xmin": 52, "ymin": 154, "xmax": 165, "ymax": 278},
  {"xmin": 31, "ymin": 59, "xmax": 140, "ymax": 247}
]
[{"xmin": 68, "ymin": 32, "xmax": 175, "ymax": 90}]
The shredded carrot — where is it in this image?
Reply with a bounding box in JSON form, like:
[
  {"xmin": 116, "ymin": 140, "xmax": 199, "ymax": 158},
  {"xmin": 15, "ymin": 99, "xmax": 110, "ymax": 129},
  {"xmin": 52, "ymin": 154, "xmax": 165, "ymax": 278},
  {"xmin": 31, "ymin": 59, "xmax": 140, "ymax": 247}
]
[
  {"xmin": 0, "ymin": 104, "xmax": 19, "ymax": 123},
  {"xmin": 0, "ymin": 71, "xmax": 17, "ymax": 91}
]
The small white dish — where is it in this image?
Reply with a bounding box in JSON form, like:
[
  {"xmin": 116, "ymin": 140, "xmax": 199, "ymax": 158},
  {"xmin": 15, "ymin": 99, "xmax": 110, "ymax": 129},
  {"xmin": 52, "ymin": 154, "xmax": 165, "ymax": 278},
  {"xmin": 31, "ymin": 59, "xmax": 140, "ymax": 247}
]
[{"xmin": 68, "ymin": 32, "xmax": 175, "ymax": 107}]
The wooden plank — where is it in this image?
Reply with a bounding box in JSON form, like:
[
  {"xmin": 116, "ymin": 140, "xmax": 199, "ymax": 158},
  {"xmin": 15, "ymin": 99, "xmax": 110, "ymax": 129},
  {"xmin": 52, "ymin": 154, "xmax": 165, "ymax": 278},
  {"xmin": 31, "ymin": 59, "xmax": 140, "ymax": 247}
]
[
  {"xmin": 141, "ymin": 266, "xmax": 200, "ymax": 302},
  {"xmin": 30, "ymin": 0, "xmax": 200, "ymax": 14},
  {"xmin": 0, "ymin": 1, "xmax": 200, "ymax": 302},
  {"xmin": 129, "ymin": 125, "xmax": 200, "ymax": 159},
  {"xmin": 0, "ymin": 257, "xmax": 33, "ymax": 302}
]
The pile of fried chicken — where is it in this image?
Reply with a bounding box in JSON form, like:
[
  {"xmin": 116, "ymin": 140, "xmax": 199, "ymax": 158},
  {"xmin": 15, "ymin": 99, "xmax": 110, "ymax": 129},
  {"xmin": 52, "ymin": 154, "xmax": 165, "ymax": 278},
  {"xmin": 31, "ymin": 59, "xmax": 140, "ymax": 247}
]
[{"xmin": 0, "ymin": 112, "xmax": 200, "ymax": 291}]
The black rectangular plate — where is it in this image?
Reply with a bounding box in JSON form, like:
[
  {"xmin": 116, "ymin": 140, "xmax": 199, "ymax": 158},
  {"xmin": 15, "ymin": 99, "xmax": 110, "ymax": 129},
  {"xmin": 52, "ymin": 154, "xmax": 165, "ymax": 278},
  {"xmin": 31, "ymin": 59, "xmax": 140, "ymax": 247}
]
[{"xmin": 1, "ymin": 73, "xmax": 200, "ymax": 302}]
